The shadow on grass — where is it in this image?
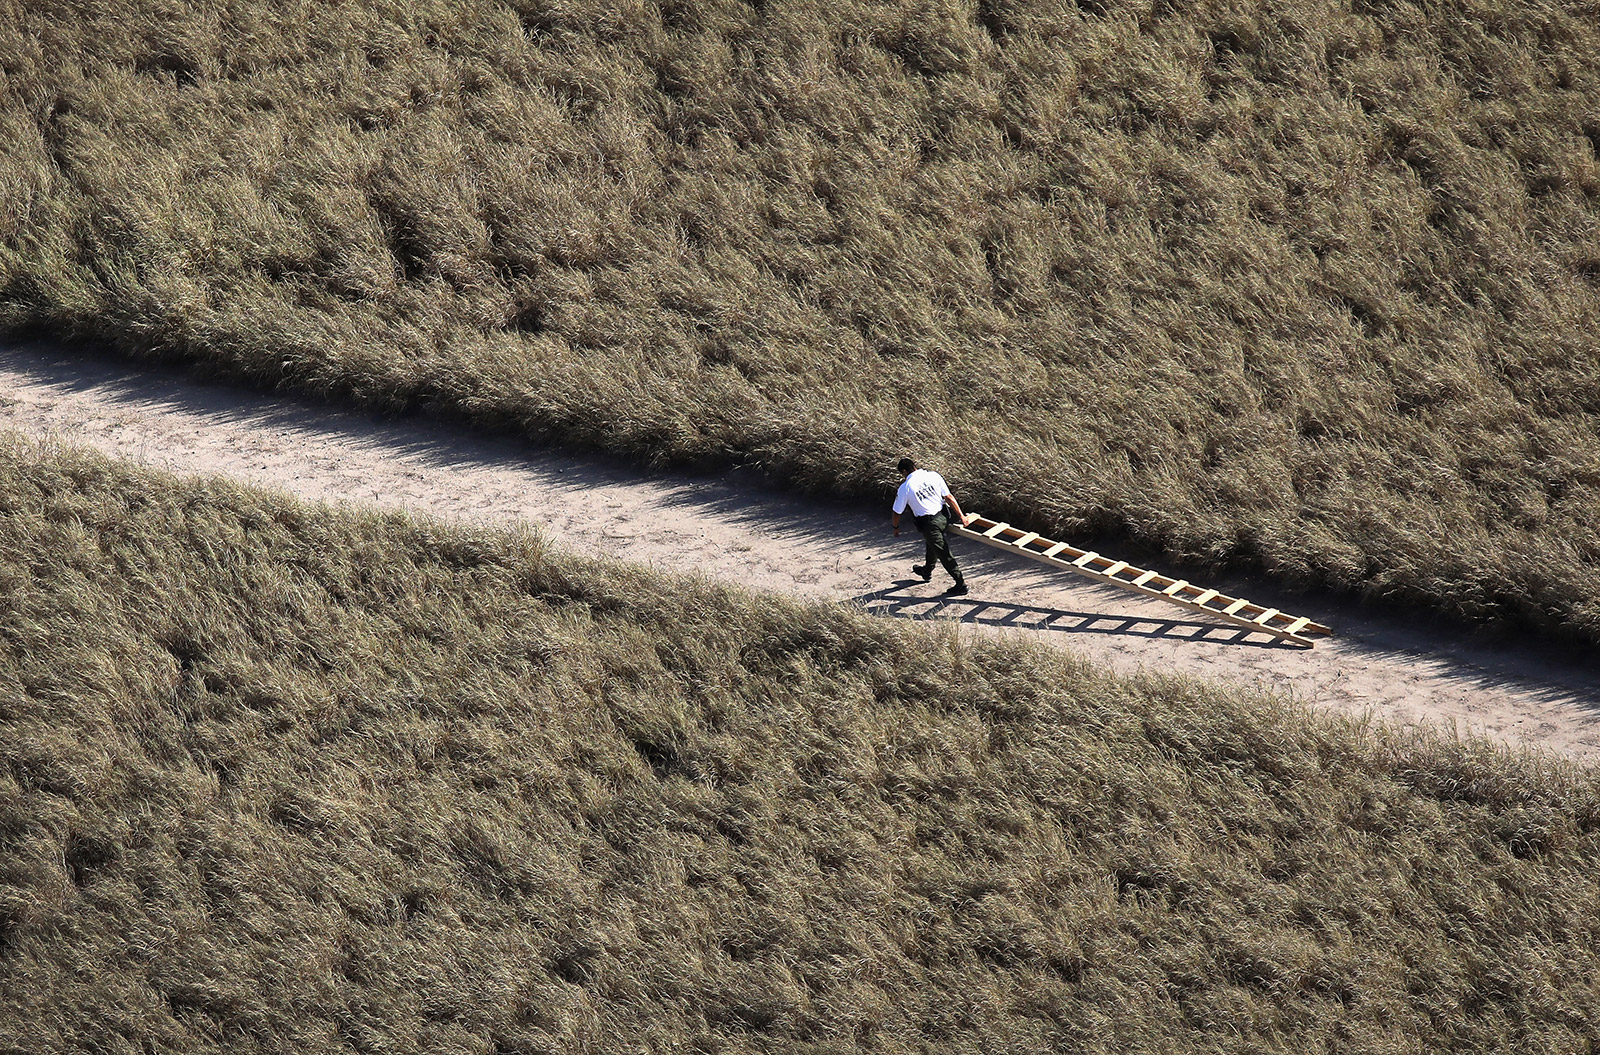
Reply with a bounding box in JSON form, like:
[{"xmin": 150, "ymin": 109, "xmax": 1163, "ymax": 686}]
[{"xmin": 850, "ymin": 579, "xmax": 1302, "ymax": 649}]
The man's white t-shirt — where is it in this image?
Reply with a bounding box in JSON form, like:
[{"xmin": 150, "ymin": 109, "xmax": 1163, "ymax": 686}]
[{"xmin": 894, "ymin": 469, "xmax": 951, "ymax": 518}]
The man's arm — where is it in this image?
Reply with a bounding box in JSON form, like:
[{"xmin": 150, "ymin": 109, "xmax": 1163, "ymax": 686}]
[{"xmin": 944, "ymin": 492, "xmax": 967, "ymax": 526}]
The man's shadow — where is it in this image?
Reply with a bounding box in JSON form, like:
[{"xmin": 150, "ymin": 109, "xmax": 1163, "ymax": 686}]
[{"xmin": 849, "ymin": 580, "xmax": 1303, "ymax": 649}]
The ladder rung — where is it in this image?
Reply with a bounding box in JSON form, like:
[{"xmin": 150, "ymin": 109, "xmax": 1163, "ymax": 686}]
[
  {"xmin": 1041, "ymin": 542, "xmax": 1071, "ymax": 558},
  {"xmin": 1222, "ymin": 599, "xmax": 1251, "ymax": 616},
  {"xmin": 1162, "ymin": 579, "xmax": 1191, "ymax": 596},
  {"xmin": 983, "ymin": 522, "xmax": 1012, "ymax": 538},
  {"xmin": 1252, "ymin": 608, "xmax": 1281, "ymax": 626},
  {"xmin": 1101, "ymin": 561, "xmax": 1128, "ymax": 577},
  {"xmin": 1011, "ymin": 532, "xmax": 1040, "ymax": 549},
  {"xmin": 1072, "ymin": 551, "xmax": 1101, "ymax": 568},
  {"xmin": 1132, "ymin": 571, "xmax": 1160, "ymax": 587},
  {"xmin": 1282, "ymin": 616, "xmax": 1311, "ymax": 635},
  {"xmin": 1192, "ymin": 589, "xmax": 1219, "ymax": 606}
]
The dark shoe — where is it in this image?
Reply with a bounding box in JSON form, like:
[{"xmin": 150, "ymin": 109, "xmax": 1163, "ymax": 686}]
[
  {"xmin": 943, "ymin": 583, "xmax": 968, "ymax": 597},
  {"xmin": 912, "ymin": 564, "xmax": 933, "ymax": 582}
]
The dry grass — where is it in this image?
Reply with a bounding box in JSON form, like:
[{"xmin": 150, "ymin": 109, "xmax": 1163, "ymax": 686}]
[
  {"xmin": 3, "ymin": 434, "xmax": 1599, "ymax": 1053},
  {"xmin": 1, "ymin": 2, "xmax": 1600, "ymax": 638}
]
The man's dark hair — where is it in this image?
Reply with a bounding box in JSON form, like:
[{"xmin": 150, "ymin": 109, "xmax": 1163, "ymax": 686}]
[{"xmin": 897, "ymin": 458, "xmax": 916, "ymax": 475}]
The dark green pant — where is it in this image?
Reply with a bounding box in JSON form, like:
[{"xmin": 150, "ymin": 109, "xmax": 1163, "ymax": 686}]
[{"xmin": 914, "ymin": 510, "xmax": 963, "ymax": 585}]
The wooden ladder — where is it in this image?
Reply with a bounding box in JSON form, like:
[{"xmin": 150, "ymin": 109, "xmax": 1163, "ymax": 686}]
[{"xmin": 952, "ymin": 515, "xmax": 1332, "ymax": 648}]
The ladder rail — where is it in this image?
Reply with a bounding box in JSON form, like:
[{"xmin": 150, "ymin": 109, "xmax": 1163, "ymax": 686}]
[{"xmin": 951, "ymin": 515, "xmax": 1332, "ymax": 646}]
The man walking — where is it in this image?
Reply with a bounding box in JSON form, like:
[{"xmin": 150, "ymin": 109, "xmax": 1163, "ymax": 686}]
[{"xmin": 891, "ymin": 457, "xmax": 969, "ymax": 596}]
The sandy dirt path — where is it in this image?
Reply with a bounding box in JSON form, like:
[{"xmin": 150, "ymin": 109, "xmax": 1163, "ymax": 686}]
[{"xmin": 3, "ymin": 340, "xmax": 1597, "ymax": 758}]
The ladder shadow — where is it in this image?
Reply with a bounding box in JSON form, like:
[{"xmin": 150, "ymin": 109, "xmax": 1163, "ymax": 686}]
[{"xmin": 850, "ymin": 581, "xmax": 1302, "ymax": 650}]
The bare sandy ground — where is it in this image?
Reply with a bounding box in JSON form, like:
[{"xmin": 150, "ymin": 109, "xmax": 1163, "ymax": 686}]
[{"xmin": 3, "ymin": 340, "xmax": 1597, "ymax": 758}]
